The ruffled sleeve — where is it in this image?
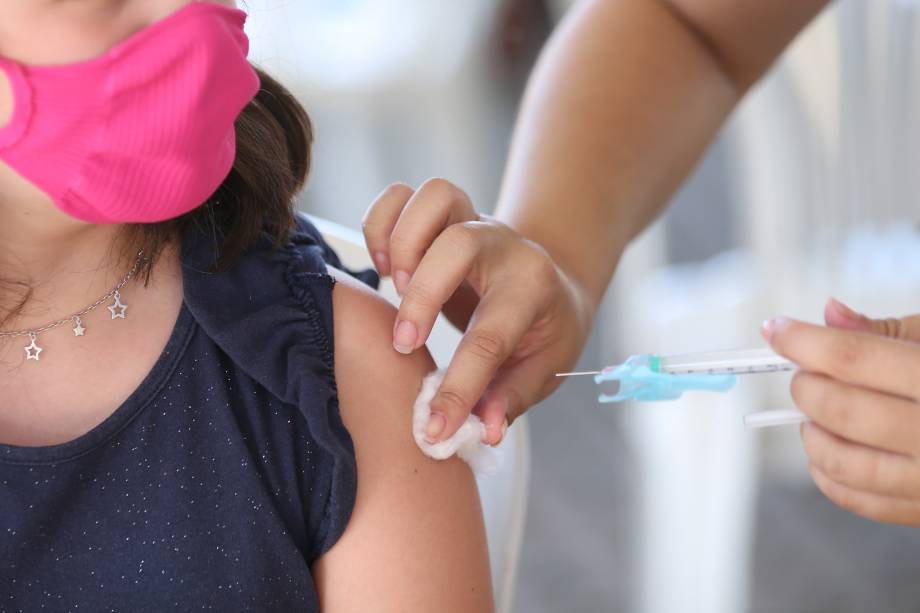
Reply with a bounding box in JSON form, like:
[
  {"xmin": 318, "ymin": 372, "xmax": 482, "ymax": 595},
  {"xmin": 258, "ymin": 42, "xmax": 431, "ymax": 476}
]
[{"xmin": 181, "ymin": 216, "xmax": 376, "ymax": 560}]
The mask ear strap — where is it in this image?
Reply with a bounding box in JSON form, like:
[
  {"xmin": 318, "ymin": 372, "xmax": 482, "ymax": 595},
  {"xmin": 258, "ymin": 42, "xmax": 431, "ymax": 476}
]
[{"xmin": 0, "ymin": 57, "xmax": 31, "ymax": 150}]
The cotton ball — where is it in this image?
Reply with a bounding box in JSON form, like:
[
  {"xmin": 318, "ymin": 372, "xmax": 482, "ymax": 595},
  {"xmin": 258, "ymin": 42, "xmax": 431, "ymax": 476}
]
[{"xmin": 412, "ymin": 370, "xmax": 498, "ymax": 475}]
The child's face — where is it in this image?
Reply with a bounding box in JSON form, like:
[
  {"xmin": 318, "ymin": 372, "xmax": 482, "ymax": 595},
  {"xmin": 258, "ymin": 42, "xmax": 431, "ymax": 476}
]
[
  {"xmin": 0, "ymin": 0, "xmax": 235, "ymax": 119},
  {"xmin": 0, "ymin": 1, "xmax": 237, "ymax": 63},
  {"xmin": 0, "ymin": 0, "xmax": 238, "ymax": 226}
]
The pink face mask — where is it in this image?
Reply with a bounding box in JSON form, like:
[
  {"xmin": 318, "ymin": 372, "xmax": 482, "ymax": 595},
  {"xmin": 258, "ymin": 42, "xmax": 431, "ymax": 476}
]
[{"xmin": 0, "ymin": 2, "xmax": 260, "ymax": 224}]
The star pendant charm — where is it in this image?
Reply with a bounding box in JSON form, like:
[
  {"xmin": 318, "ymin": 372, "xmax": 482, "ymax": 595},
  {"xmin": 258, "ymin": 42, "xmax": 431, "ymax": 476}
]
[
  {"xmin": 73, "ymin": 316, "xmax": 86, "ymax": 337},
  {"xmin": 24, "ymin": 334, "xmax": 42, "ymax": 361},
  {"xmin": 108, "ymin": 290, "xmax": 128, "ymax": 320}
]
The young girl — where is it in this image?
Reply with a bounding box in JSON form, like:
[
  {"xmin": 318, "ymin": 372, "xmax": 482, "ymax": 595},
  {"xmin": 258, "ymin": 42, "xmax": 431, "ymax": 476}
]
[{"xmin": 0, "ymin": 1, "xmax": 493, "ymax": 610}]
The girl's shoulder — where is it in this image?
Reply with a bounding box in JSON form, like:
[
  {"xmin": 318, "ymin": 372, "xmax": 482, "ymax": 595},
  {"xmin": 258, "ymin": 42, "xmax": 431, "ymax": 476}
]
[
  {"xmin": 180, "ymin": 214, "xmax": 379, "ymax": 390},
  {"xmin": 181, "ymin": 216, "xmax": 493, "ymax": 608},
  {"xmin": 179, "ymin": 215, "xmax": 376, "ymax": 559},
  {"xmin": 316, "ymin": 262, "xmax": 495, "ymax": 611}
]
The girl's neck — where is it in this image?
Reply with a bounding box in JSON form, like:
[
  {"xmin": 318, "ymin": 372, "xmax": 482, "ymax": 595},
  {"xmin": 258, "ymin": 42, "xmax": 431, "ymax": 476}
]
[
  {"xmin": 0, "ymin": 182, "xmax": 135, "ymax": 334},
  {"xmin": 0, "ymin": 210, "xmax": 184, "ymax": 443}
]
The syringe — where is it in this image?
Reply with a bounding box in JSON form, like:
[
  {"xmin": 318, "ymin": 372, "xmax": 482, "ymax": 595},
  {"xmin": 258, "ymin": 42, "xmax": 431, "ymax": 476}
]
[
  {"xmin": 556, "ymin": 347, "xmax": 795, "ymax": 378},
  {"xmin": 558, "ymin": 347, "xmax": 807, "ymax": 428}
]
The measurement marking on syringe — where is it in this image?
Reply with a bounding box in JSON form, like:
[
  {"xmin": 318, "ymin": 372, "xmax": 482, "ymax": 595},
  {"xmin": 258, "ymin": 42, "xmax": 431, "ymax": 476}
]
[
  {"xmin": 666, "ymin": 365, "xmax": 795, "ymax": 376},
  {"xmin": 556, "ymin": 348, "xmax": 797, "ymax": 379}
]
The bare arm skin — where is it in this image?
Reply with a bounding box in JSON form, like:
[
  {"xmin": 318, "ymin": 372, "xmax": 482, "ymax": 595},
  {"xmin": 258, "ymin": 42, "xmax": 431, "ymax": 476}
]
[
  {"xmin": 500, "ymin": 0, "xmax": 920, "ymax": 528},
  {"xmin": 312, "ymin": 269, "xmax": 494, "ymax": 613},
  {"xmin": 496, "ymin": 0, "xmax": 829, "ymax": 306},
  {"xmin": 362, "ymin": 0, "xmax": 829, "ymax": 443}
]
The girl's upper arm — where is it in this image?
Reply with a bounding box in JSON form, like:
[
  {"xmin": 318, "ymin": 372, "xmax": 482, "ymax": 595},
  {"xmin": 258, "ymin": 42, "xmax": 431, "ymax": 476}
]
[{"xmin": 312, "ymin": 268, "xmax": 494, "ymax": 613}]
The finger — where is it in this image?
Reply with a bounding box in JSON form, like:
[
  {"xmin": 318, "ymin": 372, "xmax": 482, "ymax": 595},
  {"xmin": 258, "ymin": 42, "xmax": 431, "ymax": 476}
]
[
  {"xmin": 800, "ymin": 421, "xmax": 920, "ymax": 499},
  {"xmin": 825, "ymin": 298, "xmax": 920, "ymax": 343},
  {"xmin": 472, "ymin": 391, "xmax": 509, "ymax": 447},
  {"xmin": 389, "ymin": 178, "xmax": 478, "ymax": 295},
  {"xmin": 392, "ymin": 222, "xmax": 491, "ymax": 354},
  {"xmin": 824, "ymin": 298, "xmax": 876, "ymax": 332},
  {"xmin": 791, "ymin": 371, "xmax": 920, "ymax": 456},
  {"xmin": 361, "ymin": 183, "xmax": 415, "ymax": 276},
  {"xmin": 763, "ymin": 317, "xmax": 920, "ymax": 401},
  {"xmin": 476, "ymin": 357, "xmax": 559, "ymax": 446},
  {"xmin": 809, "ymin": 463, "xmax": 920, "ymax": 526},
  {"xmin": 426, "ymin": 285, "xmax": 541, "ymax": 443}
]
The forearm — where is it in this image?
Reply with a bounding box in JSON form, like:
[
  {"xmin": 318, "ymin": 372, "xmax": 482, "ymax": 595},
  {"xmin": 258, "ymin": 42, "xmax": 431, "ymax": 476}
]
[{"xmin": 495, "ymin": 0, "xmax": 827, "ymax": 308}]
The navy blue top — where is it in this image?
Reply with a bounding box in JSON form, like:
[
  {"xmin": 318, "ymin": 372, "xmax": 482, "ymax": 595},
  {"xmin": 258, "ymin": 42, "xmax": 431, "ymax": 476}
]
[{"xmin": 0, "ymin": 218, "xmax": 376, "ymax": 611}]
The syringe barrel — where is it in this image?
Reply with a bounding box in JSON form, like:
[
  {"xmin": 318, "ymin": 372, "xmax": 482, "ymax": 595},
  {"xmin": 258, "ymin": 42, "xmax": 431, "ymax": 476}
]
[{"xmin": 657, "ymin": 347, "xmax": 795, "ymax": 375}]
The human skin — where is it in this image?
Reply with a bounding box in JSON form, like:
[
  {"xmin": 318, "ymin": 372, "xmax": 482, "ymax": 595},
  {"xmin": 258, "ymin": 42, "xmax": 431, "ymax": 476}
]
[
  {"xmin": 763, "ymin": 299, "xmax": 920, "ymax": 526},
  {"xmin": 0, "ymin": 2, "xmax": 493, "ymax": 608},
  {"xmin": 364, "ymin": 0, "xmax": 920, "ymax": 527},
  {"xmin": 363, "ymin": 0, "xmax": 828, "ymax": 440}
]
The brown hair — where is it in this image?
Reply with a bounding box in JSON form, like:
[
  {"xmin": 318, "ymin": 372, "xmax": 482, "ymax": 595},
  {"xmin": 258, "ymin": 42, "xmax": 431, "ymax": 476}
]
[
  {"xmin": 126, "ymin": 66, "xmax": 313, "ymax": 277},
  {"xmin": 0, "ymin": 67, "xmax": 312, "ymax": 326}
]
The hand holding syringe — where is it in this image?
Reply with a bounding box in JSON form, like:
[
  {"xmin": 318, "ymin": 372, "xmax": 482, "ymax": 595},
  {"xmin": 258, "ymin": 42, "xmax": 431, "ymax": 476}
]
[{"xmin": 558, "ymin": 347, "xmax": 809, "ymax": 428}]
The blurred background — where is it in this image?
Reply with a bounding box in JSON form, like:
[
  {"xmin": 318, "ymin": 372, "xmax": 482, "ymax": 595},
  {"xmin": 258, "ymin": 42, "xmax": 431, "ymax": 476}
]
[{"xmin": 247, "ymin": 1, "xmax": 920, "ymax": 611}]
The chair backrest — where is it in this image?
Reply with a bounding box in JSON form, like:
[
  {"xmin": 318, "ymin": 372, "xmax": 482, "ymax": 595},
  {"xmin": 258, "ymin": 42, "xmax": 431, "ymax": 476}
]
[{"xmin": 306, "ymin": 214, "xmax": 530, "ymax": 613}]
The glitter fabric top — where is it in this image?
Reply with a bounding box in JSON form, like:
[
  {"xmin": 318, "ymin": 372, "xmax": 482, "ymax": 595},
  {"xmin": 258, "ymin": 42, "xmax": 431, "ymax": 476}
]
[{"xmin": 0, "ymin": 217, "xmax": 377, "ymax": 611}]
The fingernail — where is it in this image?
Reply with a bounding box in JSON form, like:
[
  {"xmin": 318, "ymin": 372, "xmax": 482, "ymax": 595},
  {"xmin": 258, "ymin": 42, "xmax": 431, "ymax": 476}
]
[
  {"xmin": 393, "ymin": 320, "xmax": 418, "ymax": 354},
  {"xmin": 425, "ymin": 413, "xmax": 447, "ymax": 443},
  {"xmin": 394, "ymin": 270, "xmax": 411, "ymax": 297},
  {"xmin": 373, "ymin": 251, "xmax": 390, "ymax": 276},
  {"xmin": 496, "ymin": 419, "xmax": 508, "ymax": 446},
  {"xmin": 761, "ymin": 317, "xmax": 789, "ymax": 342},
  {"xmin": 483, "ymin": 417, "xmax": 508, "ymax": 446},
  {"xmin": 829, "ymin": 297, "xmax": 859, "ymax": 321},
  {"xmin": 484, "ymin": 422, "xmax": 501, "ymax": 445}
]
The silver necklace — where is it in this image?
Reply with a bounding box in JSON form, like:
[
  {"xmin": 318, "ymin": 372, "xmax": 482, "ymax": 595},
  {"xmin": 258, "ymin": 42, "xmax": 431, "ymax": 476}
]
[{"xmin": 0, "ymin": 251, "xmax": 145, "ymax": 362}]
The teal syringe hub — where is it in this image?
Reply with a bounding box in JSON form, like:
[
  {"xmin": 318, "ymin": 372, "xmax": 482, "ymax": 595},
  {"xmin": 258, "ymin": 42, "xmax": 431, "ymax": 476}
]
[{"xmin": 594, "ymin": 354, "xmax": 737, "ymax": 403}]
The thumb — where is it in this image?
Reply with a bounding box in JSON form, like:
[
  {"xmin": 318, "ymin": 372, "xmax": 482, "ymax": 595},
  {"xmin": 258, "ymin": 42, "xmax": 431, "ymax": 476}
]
[{"xmin": 825, "ymin": 297, "xmax": 920, "ymax": 343}]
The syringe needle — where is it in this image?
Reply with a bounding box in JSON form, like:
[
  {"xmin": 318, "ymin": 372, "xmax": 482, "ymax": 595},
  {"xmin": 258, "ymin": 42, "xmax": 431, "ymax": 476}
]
[{"xmin": 555, "ymin": 370, "xmax": 602, "ymax": 377}]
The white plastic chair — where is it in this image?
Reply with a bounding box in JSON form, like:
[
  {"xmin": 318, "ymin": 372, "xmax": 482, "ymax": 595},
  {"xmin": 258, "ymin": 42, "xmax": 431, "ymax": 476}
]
[{"xmin": 307, "ymin": 214, "xmax": 530, "ymax": 613}]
